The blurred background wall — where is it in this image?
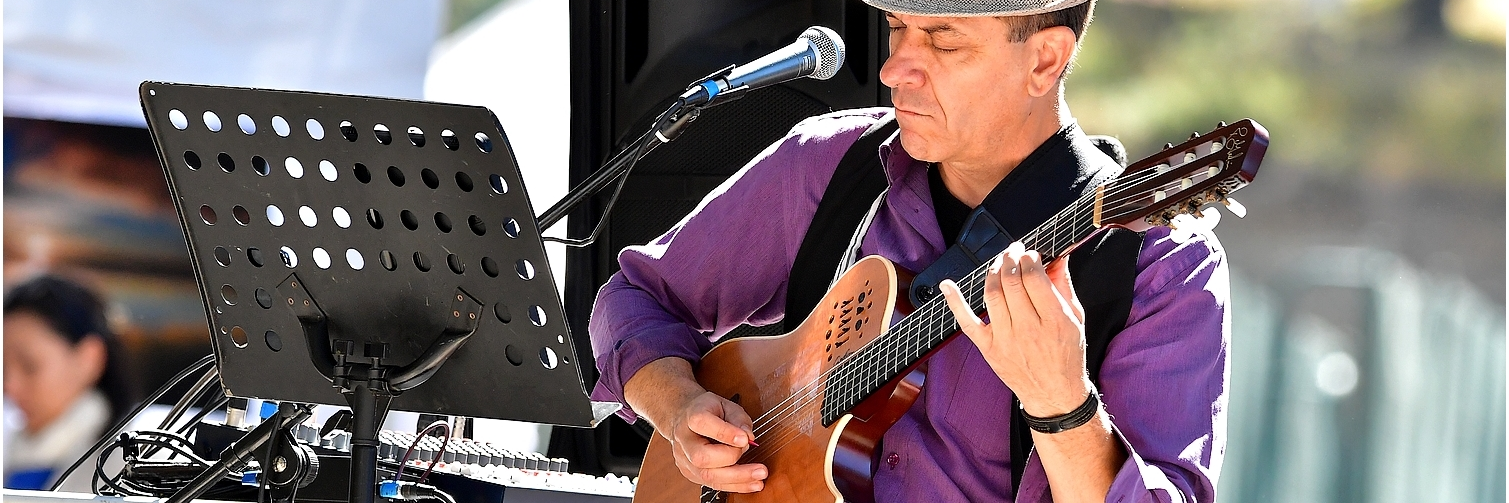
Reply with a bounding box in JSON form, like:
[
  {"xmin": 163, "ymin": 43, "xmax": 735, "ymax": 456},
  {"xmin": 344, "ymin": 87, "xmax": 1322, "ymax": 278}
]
[{"xmin": 4, "ymin": 0, "xmax": 1504, "ymax": 500}]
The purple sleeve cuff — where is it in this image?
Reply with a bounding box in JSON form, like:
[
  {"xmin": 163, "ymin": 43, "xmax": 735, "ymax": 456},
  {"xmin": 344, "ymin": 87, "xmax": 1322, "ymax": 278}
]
[{"xmin": 589, "ymin": 274, "xmax": 714, "ymax": 423}]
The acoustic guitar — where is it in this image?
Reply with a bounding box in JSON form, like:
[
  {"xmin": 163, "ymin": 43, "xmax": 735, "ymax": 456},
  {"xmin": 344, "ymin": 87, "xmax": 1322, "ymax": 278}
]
[{"xmin": 633, "ymin": 119, "xmax": 1269, "ymax": 503}]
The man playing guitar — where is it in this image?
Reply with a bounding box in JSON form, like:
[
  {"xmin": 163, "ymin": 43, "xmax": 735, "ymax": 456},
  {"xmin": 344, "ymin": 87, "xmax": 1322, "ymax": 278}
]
[{"xmin": 588, "ymin": 1, "xmax": 1229, "ymax": 501}]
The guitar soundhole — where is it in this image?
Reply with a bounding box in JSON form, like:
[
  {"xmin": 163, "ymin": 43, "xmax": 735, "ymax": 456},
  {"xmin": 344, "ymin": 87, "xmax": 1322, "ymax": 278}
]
[{"xmin": 823, "ymin": 288, "xmax": 877, "ymax": 360}]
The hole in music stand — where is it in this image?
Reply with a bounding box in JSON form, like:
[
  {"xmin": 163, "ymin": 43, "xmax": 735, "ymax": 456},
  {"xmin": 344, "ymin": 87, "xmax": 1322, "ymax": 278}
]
[
  {"xmin": 271, "ymin": 116, "xmax": 291, "ymax": 137},
  {"xmin": 230, "ymin": 326, "xmax": 248, "ymax": 348},
  {"xmin": 184, "ymin": 151, "xmax": 202, "ymax": 170},
  {"xmin": 400, "ymin": 210, "xmax": 418, "ymax": 230},
  {"xmin": 408, "ymin": 127, "xmax": 426, "ymax": 147},
  {"xmin": 380, "ymin": 250, "xmax": 397, "ymax": 271},
  {"xmin": 238, "ymin": 114, "xmax": 256, "ymax": 135},
  {"xmin": 252, "ymin": 156, "xmax": 270, "ymax": 176},
  {"xmin": 255, "ymin": 288, "xmax": 273, "ymax": 308},
  {"xmin": 421, "ymin": 168, "xmax": 439, "ymax": 189},
  {"xmin": 169, "ymin": 109, "xmax": 189, "ymax": 130},
  {"xmin": 468, "ymin": 215, "xmax": 486, "ymax": 236},
  {"xmin": 339, "ymin": 121, "xmax": 358, "ymax": 141},
  {"xmin": 306, "ymin": 119, "xmax": 325, "ymax": 140},
  {"xmin": 285, "ymin": 157, "xmax": 305, "ymax": 178},
  {"xmin": 540, "ymin": 347, "xmax": 558, "ymax": 370},
  {"xmin": 203, "ymin": 111, "xmax": 223, "ymax": 132},
  {"xmin": 374, "ymin": 124, "xmax": 392, "ymax": 145},
  {"xmin": 455, "ymin": 172, "xmax": 474, "ymax": 192},
  {"xmin": 388, "ymin": 166, "xmax": 406, "ymax": 187},
  {"xmin": 434, "ymin": 212, "xmax": 453, "ymax": 233},
  {"xmin": 529, "ymin": 305, "xmax": 547, "ymax": 327},
  {"xmin": 441, "ymin": 130, "xmax": 459, "ymax": 150},
  {"xmin": 413, "ymin": 251, "xmax": 432, "ymax": 272}
]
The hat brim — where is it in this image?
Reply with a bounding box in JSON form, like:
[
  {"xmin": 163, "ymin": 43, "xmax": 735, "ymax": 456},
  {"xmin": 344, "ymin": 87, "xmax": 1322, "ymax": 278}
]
[{"xmin": 862, "ymin": 0, "xmax": 1090, "ymax": 17}]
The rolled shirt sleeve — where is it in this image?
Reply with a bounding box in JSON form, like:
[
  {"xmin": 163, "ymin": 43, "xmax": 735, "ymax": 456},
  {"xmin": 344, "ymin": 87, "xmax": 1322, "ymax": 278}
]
[
  {"xmin": 1018, "ymin": 227, "xmax": 1231, "ymax": 503},
  {"xmin": 587, "ymin": 110, "xmax": 889, "ymax": 422}
]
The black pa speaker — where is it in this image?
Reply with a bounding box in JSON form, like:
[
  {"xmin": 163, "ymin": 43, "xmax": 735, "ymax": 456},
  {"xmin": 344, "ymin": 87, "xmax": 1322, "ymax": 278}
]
[{"xmin": 550, "ymin": 0, "xmax": 891, "ymax": 476}]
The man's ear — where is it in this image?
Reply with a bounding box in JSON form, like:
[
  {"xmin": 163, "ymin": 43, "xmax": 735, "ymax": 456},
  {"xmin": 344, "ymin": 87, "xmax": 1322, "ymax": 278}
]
[{"xmin": 1025, "ymin": 26, "xmax": 1077, "ymax": 98}]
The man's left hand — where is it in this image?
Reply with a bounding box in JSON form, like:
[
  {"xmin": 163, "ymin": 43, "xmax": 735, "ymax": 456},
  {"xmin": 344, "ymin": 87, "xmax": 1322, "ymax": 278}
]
[{"xmin": 938, "ymin": 241, "xmax": 1094, "ymax": 417}]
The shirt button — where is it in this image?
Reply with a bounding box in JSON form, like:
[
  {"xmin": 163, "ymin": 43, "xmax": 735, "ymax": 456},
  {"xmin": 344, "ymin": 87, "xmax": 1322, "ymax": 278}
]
[{"xmin": 886, "ymin": 452, "xmax": 900, "ymax": 469}]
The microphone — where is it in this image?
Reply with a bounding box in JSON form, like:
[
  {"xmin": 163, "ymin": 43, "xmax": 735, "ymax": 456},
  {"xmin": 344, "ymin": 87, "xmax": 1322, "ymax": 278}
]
[{"xmin": 681, "ymin": 26, "xmax": 845, "ymax": 107}]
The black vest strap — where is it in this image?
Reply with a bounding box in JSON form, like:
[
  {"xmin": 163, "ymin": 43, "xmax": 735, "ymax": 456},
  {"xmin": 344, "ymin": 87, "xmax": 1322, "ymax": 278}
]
[
  {"xmin": 784, "ymin": 115, "xmax": 1142, "ymax": 497},
  {"xmin": 782, "ymin": 115, "xmax": 897, "ymax": 331}
]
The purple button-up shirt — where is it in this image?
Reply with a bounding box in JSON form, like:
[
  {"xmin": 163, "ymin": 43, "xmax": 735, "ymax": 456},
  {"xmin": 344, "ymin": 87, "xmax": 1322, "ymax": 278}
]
[{"xmin": 589, "ymin": 108, "xmax": 1229, "ymax": 502}]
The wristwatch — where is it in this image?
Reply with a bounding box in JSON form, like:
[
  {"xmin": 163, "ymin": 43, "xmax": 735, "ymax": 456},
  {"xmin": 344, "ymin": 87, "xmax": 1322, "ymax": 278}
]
[{"xmin": 1020, "ymin": 391, "xmax": 1101, "ymax": 434}]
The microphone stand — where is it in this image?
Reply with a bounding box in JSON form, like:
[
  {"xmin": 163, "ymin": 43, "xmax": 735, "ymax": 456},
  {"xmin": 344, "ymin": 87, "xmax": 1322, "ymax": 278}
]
[{"xmin": 536, "ymin": 68, "xmax": 750, "ymax": 232}]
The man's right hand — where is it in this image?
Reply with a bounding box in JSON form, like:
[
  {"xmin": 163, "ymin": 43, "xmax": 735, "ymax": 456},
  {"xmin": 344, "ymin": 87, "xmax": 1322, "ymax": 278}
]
[{"xmin": 624, "ymin": 357, "xmax": 769, "ymax": 493}]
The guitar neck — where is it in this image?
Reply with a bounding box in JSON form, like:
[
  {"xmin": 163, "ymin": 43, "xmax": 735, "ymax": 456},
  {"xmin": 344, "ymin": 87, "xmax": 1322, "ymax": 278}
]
[
  {"xmin": 817, "ymin": 118, "xmax": 1267, "ymax": 425},
  {"xmin": 819, "ymin": 192, "xmax": 1101, "ymax": 425}
]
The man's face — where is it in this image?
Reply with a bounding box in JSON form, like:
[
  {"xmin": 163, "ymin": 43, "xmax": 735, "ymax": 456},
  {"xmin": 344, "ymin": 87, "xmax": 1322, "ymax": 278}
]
[{"xmin": 880, "ymin": 13, "xmax": 1036, "ymax": 164}]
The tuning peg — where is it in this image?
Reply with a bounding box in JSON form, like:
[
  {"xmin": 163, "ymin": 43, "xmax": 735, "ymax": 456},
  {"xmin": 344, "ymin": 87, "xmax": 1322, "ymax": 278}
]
[
  {"xmin": 1221, "ymin": 196, "xmax": 1247, "ymax": 218},
  {"xmin": 1217, "ymin": 121, "xmax": 1227, "ymax": 128},
  {"xmin": 1164, "ymin": 142, "xmax": 1175, "ymax": 150},
  {"xmin": 1190, "ymin": 131, "xmax": 1201, "ymax": 140}
]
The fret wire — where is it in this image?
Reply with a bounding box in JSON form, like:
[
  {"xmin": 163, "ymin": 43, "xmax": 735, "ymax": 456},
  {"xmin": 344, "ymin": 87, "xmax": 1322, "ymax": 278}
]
[{"xmin": 828, "ymin": 192, "xmax": 1105, "ymax": 412}]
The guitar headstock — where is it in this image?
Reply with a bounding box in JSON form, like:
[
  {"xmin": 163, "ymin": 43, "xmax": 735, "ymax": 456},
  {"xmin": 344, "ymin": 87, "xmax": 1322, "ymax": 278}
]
[{"xmin": 1095, "ymin": 119, "xmax": 1268, "ymax": 231}]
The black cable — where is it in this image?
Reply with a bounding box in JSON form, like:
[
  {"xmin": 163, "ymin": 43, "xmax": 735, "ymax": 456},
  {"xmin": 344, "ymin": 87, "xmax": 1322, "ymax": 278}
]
[
  {"xmin": 175, "ymin": 395, "xmax": 230, "ymax": 436},
  {"xmin": 51, "ymin": 354, "xmax": 216, "ymax": 491},
  {"xmin": 94, "ymin": 431, "xmax": 216, "ymax": 497},
  {"xmin": 256, "ymin": 411, "xmax": 282, "ymax": 503}
]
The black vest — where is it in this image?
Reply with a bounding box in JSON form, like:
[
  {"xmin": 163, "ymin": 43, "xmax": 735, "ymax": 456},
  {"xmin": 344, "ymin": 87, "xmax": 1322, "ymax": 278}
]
[{"xmin": 783, "ymin": 114, "xmax": 1143, "ymax": 493}]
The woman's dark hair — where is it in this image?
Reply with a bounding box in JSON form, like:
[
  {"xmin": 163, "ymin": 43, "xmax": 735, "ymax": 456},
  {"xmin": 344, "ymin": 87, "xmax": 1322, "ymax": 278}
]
[{"xmin": 4, "ymin": 275, "xmax": 138, "ymax": 423}]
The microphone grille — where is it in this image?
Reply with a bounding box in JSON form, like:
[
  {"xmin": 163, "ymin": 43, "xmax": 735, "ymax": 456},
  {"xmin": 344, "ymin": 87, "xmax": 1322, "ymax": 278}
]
[{"xmin": 801, "ymin": 26, "xmax": 845, "ymax": 81}]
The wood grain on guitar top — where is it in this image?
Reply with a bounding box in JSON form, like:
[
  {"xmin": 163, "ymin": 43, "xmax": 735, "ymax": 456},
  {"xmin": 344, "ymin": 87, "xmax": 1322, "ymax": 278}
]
[{"xmin": 634, "ymin": 256, "xmax": 907, "ymax": 503}]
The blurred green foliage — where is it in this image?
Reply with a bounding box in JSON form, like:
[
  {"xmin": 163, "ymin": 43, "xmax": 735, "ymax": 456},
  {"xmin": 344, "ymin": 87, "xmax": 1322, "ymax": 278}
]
[
  {"xmin": 1070, "ymin": 0, "xmax": 1506, "ymax": 185},
  {"xmin": 448, "ymin": 0, "xmax": 506, "ymax": 33}
]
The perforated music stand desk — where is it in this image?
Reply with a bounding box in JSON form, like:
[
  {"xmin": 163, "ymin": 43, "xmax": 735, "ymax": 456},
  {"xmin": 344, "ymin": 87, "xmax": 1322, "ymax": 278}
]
[{"xmin": 139, "ymin": 82, "xmax": 616, "ymax": 430}]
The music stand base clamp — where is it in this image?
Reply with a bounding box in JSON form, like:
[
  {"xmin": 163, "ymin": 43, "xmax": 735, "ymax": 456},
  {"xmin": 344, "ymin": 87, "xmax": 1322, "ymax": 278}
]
[
  {"xmin": 165, "ymin": 403, "xmax": 314, "ymax": 503},
  {"xmin": 279, "ymin": 273, "xmax": 483, "ymax": 503}
]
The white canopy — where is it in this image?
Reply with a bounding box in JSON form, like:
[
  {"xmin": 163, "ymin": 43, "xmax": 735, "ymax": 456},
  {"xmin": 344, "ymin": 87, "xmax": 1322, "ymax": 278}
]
[{"xmin": 4, "ymin": 0, "xmax": 445, "ymax": 128}]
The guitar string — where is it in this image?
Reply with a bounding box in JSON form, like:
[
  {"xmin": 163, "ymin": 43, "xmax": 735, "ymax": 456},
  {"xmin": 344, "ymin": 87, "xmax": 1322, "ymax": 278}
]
[
  {"xmin": 736, "ymin": 149, "xmax": 1241, "ymax": 453},
  {"xmin": 687, "ymin": 136, "xmax": 1248, "ymax": 491},
  {"xmin": 743, "ymin": 187, "xmax": 1093, "ymax": 432},
  {"xmin": 741, "ymin": 192, "xmax": 1094, "ymax": 441},
  {"xmin": 739, "ymin": 201, "xmax": 1088, "ymax": 450}
]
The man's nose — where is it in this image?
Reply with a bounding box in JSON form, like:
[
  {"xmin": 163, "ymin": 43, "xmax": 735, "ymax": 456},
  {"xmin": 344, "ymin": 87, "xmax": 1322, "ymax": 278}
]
[{"xmin": 879, "ymin": 37, "xmax": 925, "ymax": 90}]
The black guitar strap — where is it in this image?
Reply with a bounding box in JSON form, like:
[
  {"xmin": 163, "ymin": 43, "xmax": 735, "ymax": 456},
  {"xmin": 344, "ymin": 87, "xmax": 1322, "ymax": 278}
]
[
  {"xmin": 783, "ymin": 114, "xmax": 899, "ymax": 331},
  {"xmin": 783, "ymin": 113, "xmax": 1144, "ymax": 496}
]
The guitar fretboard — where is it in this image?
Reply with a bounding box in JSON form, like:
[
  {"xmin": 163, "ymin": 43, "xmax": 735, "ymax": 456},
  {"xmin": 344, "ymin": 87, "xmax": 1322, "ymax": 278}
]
[{"xmin": 819, "ymin": 189, "xmax": 1102, "ymax": 425}]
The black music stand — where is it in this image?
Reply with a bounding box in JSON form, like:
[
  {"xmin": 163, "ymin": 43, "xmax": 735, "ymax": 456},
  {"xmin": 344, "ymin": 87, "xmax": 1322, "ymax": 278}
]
[{"xmin": 139, "ymin": 82, "xmax": 618, "ymax": 503}]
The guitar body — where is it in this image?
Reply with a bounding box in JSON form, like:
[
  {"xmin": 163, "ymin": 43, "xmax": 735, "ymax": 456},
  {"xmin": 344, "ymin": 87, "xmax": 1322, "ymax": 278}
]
[
  {"xmin": 630, "ymin": 119, "xmax": 1269, "ymax": 503},
  {"xmin": 634, "ymin": 256, "xmax": 923, "ymax": 503}
]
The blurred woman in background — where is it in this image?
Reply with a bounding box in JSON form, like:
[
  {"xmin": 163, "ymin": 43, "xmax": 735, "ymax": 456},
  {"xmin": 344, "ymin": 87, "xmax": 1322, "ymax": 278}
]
[{"xmin": 4, "ymin": 275, "xmax": 136, "ymax": 490}]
